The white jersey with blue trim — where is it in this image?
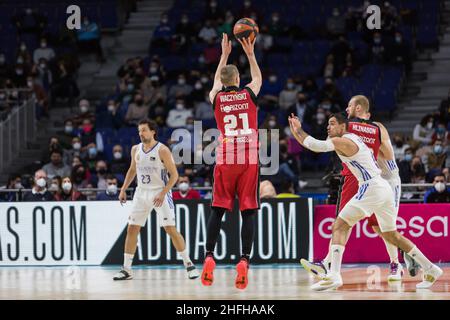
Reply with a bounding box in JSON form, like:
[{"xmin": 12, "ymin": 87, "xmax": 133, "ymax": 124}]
[
  {"xmin": 134, "ymin": 142, "xmax": 169, "ymax": 190},
  {"xmin": 337, "ymin": 133, "xmax": 382, "ymax": 184}
]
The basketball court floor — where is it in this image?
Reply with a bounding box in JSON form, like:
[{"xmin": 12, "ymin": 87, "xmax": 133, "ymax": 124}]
[{"xmin": 1, "ymin": 264, "xmax": 450, "ymax": 300}]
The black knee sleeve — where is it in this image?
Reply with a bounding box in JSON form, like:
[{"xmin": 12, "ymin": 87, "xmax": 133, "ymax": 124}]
[
  {"xmin": 205, "ymin": 207, "xmax": 226, "ymax": 255},
  {"xmin": 240, "ymin": 209, "xmax": 257, "ymax": 259}
]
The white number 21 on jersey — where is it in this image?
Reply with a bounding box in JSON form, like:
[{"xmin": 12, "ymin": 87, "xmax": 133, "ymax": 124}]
[{"xmin": 223, "ymin": 113, "xmax": 252, "ymax": 136}]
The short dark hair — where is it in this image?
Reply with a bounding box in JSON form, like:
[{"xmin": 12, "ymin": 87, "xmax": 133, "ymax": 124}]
[
  {"xmin": 50, "ymin": 149, "xmax": 63, "ymax": 157},
  {"xmin": 138, "ymin": 119, "xmax": 158, "ymax": 137},
  {"xmin": 106, "ymin": 174, "xmax": 117, "ymax": 181},
  {"xmin": 329, "ymin": 112, "xmax": 348, "ymax": 126}
]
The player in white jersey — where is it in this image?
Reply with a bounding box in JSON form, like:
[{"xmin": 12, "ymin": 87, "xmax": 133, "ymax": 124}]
[
  {"xmin": 113, "ymin": 119, "xmax": 199, "ymax": 280},
  {"xmin": 289, "ymin": 113, "xmax": 443, "ymax": 291}
]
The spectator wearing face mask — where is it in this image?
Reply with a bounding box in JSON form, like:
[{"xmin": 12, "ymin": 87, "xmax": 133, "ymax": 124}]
[
  {"xmin": 387, "ymin": 31, "xmax": 411, "ymax": 72},
  {"xmin": 173, "ymin": 175, "xmax": 201, "ymax": 200},
  {"xmin": 412, "ymin": 114, "xmax": 434, "ymax": 147},
  {"xmin": 74, "ymin": 99, "xmax": 95, "ymax": 125},
  {"xmin": 174, "ymin": 14, "xmax": 197, "ymax": 47},
  {"xmin": 398, "ymin": 148, "xmax": 414, "ymax": 183},
  {"xmin": 392, "ymin": 134, "xmax": 410, "ymax": 161},
  {"xmin": 259, "ymin": 73, "xmax": 283, "ymax": 111},
  {"xmin": 99, "ymin": 100, "xmax": 124, "ymax": 129},
  {"xmin": 91, "ymin": 160, "xmax": 109, "ymax": 189},
  {"xmin": 431, "ymin": 122, "xmax": 449, "ymax": 145},
  {"xmin": 33, "ymin": 38, "xmax": 55, "ymax": 64},
  {"xmin": 48, "ymin": 176, "xmax": 62, "ymax": 197},
  {"xmin": 426, "ymin": 140, "xmax": 447, "ymax": 174},
  {"xmin": 279, "ymin": 78, "xmax": 298, "ymax": 110},
  {"xmin": 54, "ymin": 176, "xmax": 86, "ymax": 201},
  {"xmin": 152, "ymin": 13, "xmax": 173, "ymax": 49},
  {"xmin": 125, "ymin": 93, "xmax": 150, "ymax": 126},
  {"xmin": 15, "ymin": 42, "xmax": 33, "ymax": 68},
  {"xmin": 96, "ymin": 175, "xmax": 120, "ymax": 200},
  {"xmin": 287, "ymin": 92, "xmax": 314, "ymax": 124},
  {"xmin": 167, "ymin": 98, "xmax": 193, "ymax": 128},
  {"xmin": 23, "ymin": 169, "xmax": 54, "ymax": 201},
  {"xmin": 168, "ymin": 74, "xmax": 192, "ymax": 105},
  {"xmin": 370, "ymin": 32, "xmax": 386, "ymax": 63},
  {"xmin": 326, "ymin": 7, "xmax": 346, "ymax": 39},
  {"xmin": 0, "ymin": 174, "xmax": 23, "ymax": 202},
  {"xmin": 32, "ymin": 58, "xmax": 53, "ymax": 93},
  {"xmin": 71, "ymin": 164, "xmax": 91, "ymax": 189},
  {"xmin": 198, "ymin": 19, "xmax": 217, "ymax": 43},
  {"xmin": 63, "ymin": 136, "xmax": 83, "ymax": 166},
  {"xmin": 204, "ymin": 0, "xmax": 223, "ymax": 21},
  {"xmin": 11, "ymin": 57, "xmax": 28, "ymax": 87},
  {"xmin": 78, "ymin": 119, "xmax": 104, "ymax": 155},
  {"xmin": 42, "ymin": 149, "xmax": 72, "ymax": 180},
  {"xmin": 424, "ymin": 174, "xmax": 450, "ymax": 203},
  {"xmin": 110, "ymin": 144, "xmax": 129, "ymax": 174}
]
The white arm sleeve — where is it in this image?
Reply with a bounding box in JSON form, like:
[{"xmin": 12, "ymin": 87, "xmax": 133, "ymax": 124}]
[{"xmin": 303, "ymin": 136, "xmax": 335, "ymax": 153}]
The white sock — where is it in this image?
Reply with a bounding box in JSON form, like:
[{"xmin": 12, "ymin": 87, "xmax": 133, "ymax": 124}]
[
  {"xmin": 383, "ymin": 239, "xmax": 399, "ymax": 263},
  {"xmin": 123, "ymin": 253, "xmax": 134, "ymax": 271},
  {"xmin": 407, "ymin": 246, "xmax": 433, "ymax": 271},
  {"xmin": 179, "ymin": 249, "xmax": 192, "ymax": 266},
  {"xmin": 330, "ymin": 245, "xmax": 345, "ymax": 275},
  {"xmin": 322, "ymin": 240, "xmax": 332, "ymax": 267}
]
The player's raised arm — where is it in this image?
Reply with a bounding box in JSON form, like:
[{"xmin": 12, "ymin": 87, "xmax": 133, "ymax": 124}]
[
  {"xmin": 288, "ymin": 114, "xmax": 357, "ymax": 156},
  {"xmin": 209, "ymin": 33, "xmax": 232, "ymax": 103},
  {"xmin": 374, "ymin": 121, "xmax": 395, "ymax": 161},
  {"xmin": 119, "ymin": 145, "xmax": 138, "ymax": 204},
  {"xmin": 238, "ymin": 37, "xmax": 262, "ymax": 96},
  {"xmin": 153, "ymin": 145, "xmax": 179, "ymax": 207}
]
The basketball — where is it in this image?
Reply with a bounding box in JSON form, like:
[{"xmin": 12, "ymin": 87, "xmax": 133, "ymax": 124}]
[{"xmin": 233, "ymin": 18, "xmax": 259, "ymax": 42}]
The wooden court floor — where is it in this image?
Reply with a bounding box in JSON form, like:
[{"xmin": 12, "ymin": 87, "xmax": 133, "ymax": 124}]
[{"xmin": 1, "ymin": 264, "xmax": 450, "ymax": 300}]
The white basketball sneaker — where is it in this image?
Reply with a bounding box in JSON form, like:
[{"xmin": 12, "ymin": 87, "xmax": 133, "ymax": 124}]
[
  {"xmin": 311, "ymin": 273, "xmax": 343, "ymax": 291},
  {"xmin": 416, "ymin": 265, "xmax": 443, "ymax": 289},
  {"xmin": 387, "ymin": 262, "xmax": 404, "ymax": 282},
  {"xmin": 113, "ymin": 268, "xmax": 133, "ymax": 280},
  {"xmin": 186, "ymin": 262, "xmax": 200, "ymax": 279},
  {"xmin": 300, "ymin": 258, "xmax": 329, "ymax": 280}
]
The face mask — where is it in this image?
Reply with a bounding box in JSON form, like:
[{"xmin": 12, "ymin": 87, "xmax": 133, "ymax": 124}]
[
  {"xmin": 20, "ymin": 45, "xmax": 26, "ymax": 51},
  {"xmin": 427, "ymin": 122, "xmax": 433, "ymax": 130},
  {"xmin": 435, "ymin": 182, "xmax": 446, "ymax": 193},
  {"xmin": 287, "ymin": 83, "xmax": 294, "ymax": 90},
  {"xmin": 47, "ymin": 183, "xmax": 58, "ymax": 191},
  {"xmin": 161, "ymin": 18, "xmax": 168, "ymax": 24},
  {"xmin": 26, "ymin": 8, "xmax": 32, "ymax": 15},
  {"xmin": 84, "ymin": 20, "xmax": 89, "ymax": 26},
  {"xmin": 62, "ymin": 182, "xmax": 72, "ymax": 192},
  {"xmin": 395, "ymin": 37, "xmax": 402, "ymax": 43},
  {"xmin": 178, "ymin": 78, "xmax": 186, "ymax": 85},
  {"xmin": 73, "ymin": 142, "xmax": 81, "ymax": 150},
  {"xmin": 317, "ymin": 113, "xmax": 326, "ymax": 121},
  {"xmin": 108, "ymin": 104, "xmax": 115, "ymax": 112},
  {"xmin": 113, "ymin": 152, "xmax": 122, "ymax": 160},
  {"xmin": 437, "ymin": 127, "xmax": 445, "ymax": 134},
  {"xmin": 65, "ymin": 126, "xmax": 73, "ymax": 134},
  {"xmin": 195, "ymin": 83, "xmax": 202, "ymax": 90},
  {"xmin": 36, "ymin": 178, "xmax": 46, "ymax": 188},
  {"xmin": 210, "ymin": 2, "xmax": 217, "ymax": 8},
  {"xmin": 204, "ymin": 181, "xmax": 211, "ymax": 187},
  {"xmin": 97, "ymin": 168, "xmax": 107, "ymax": 175},
  {"xmin": 272, "ymin": 16, "xmax": 279, "ymax": 22},
  {"xmin": 176, "ymin": 104, "xmax": 184, "ymax": 110},
  {"xmin": 83, "ymin": 124, "xmax": 93, "ymax": 134},
  {"xmin": 322, "ymin": 103, "xmax": 331, "ymax": 110},
  {"xmin": 41, "ymin": 42, "xmax": 47, "ymax": 48},
  {"xmin": 201, "ymin": 76, "xmax": 209, "ymax": 84},
  {"xmin": 14, "ymin": 183, "xmax": 23, "ymax": 189},
  {"xmin": 374, "ymin": 38, "xmax": 381, "ymax": 44},
  {"xmin": 198, "ymin": 55, "xmax": 206, "ymax": 64},
  {"xmin": 17, "ymin": 57, "xmax": 24, "ymax": 64},
  {"xmin": 39, "ymin": 63, "xmax": 46, "ymax": 69},
  {"xmin": 80, "ymin": 106, "xmax": 89, "ymax": 113},
  {"xmin": 268, "ymin": 120, "xmax": 276, "ymax": 128},
  {"xmin": 88, "ymin": 147, "xmax": 97, "ymax": 157},
  {"xmin": 179, "ymin": 182, "xmax": 189, "ymax": 192},
  {"xmin": 244, "ymin": 1, "xmax": 251, "ymax": 8},
  {"xmin": 0, "ymin": 57, "xmax": 5, "ymax": 64},
  {"xmin": 404, "ymin": 154, "xmax": 412, "ymax": 162},
  {"xmin": 150, "ymin": 67, "xmax": 157, "ymax": 73},
  {"xmin": 186, "ymin": 124, "xmax": 194, "ymax": 131},
  {"xmin": 127, "ymin": 84, "xmax": 134, "ymax": 91},
  {"xmin": 107, "ymin": 184, "xmax": 118, "ymax": 195},
  {"xmin": 269, "ymin": 76, "xmax": 277, "ymax": 83},
  {"xmin": 434, "ymin": 145, "xmax": 443, "ymax": 154},
  {"xmin": 181, "ymin": 18, "xmax": 188, "ymax": 24},
  {"xmin": 16, "ymin": 69, "xmax": 23, "ymax": 75},
  {"xmin": 27, "ymin": 81, "xmax": 33, "ymax": 88}
]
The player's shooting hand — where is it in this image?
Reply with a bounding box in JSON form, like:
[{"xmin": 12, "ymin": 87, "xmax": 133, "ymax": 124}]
[
  {"xmin": 237, "ymin": 36, "xmax": 256, "ymax": 56},
  {"xmin": 153, "ymin": 191, "xmax": 166, "ymax": 208},
  {"xmin": 221, "ymin": 33, "xmax": 232, "ymax": 57},
  {"xmin": 119, "ymin": 190, "xmax": 127, "ymax": 205}
]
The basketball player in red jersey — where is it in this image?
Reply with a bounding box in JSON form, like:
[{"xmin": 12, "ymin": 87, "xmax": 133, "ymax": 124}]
[
  {"xmin": 301, "ymin": 95, "xmax": 419, "ymax": 281},
  {"xmin": 201, "ymin": 34, "xmax": 262, "ymax": 290}
]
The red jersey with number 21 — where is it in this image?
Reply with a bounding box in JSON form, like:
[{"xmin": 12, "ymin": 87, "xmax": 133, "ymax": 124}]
[{"xmin": 213, "ymin": 86, "xmax": 259, "ymax": 164}]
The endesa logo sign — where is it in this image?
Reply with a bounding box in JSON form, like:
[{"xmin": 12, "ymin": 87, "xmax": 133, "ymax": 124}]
[{"xmin": 313, "ymin": 204, "xmax": 450, "ymax": 263}]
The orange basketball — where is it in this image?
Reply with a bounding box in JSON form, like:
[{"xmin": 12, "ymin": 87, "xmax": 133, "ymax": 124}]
[{"xmin": 233, "ymin": 18, "xmax": 259, "ymax": 42}]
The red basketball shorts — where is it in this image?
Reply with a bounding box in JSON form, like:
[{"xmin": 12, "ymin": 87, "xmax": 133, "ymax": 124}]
[{"xmin": 211, "ymin": 163, "xmax": 260, "ymax": 212}]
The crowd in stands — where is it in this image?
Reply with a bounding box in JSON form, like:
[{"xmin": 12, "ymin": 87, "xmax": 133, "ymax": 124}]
[{"xmin": 1, "ymin": 0, "xmax": 449, "ymax": 204}]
